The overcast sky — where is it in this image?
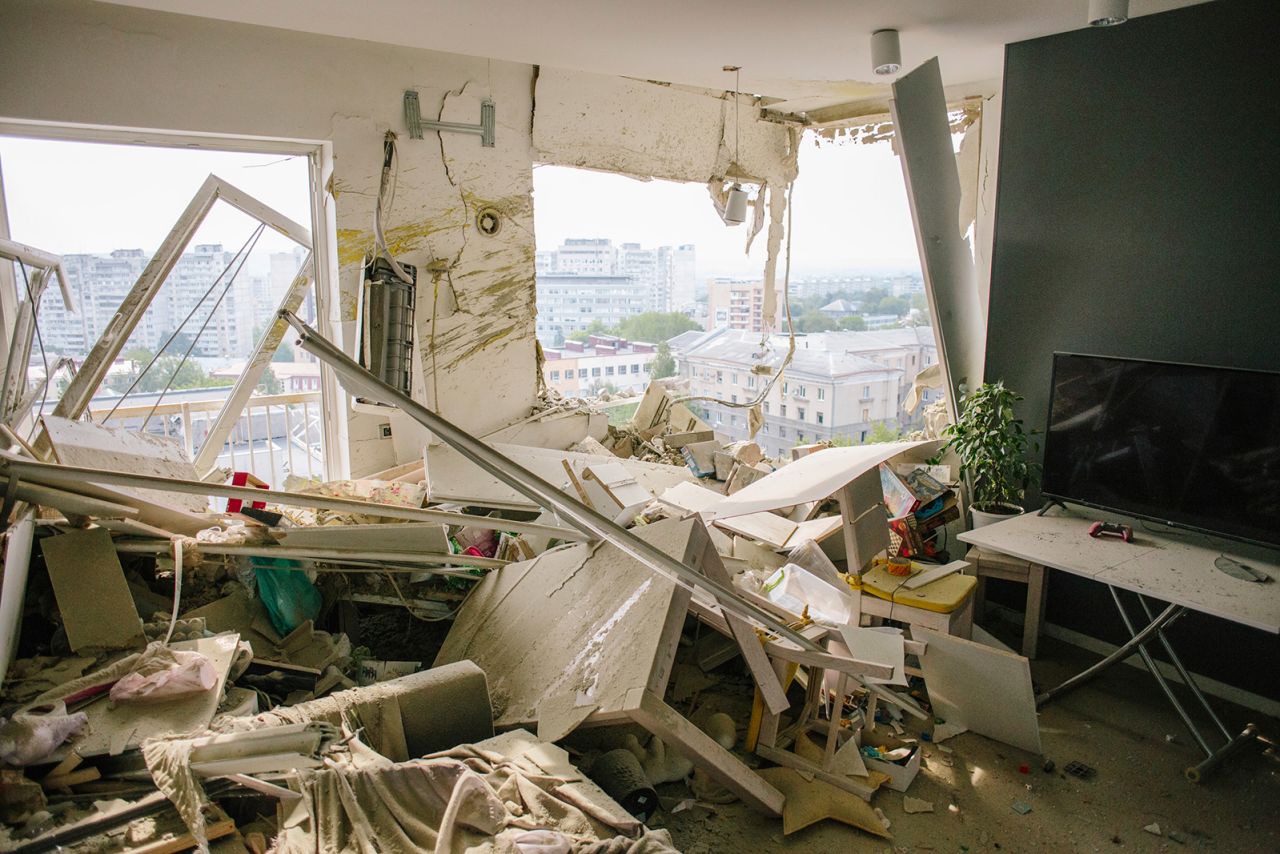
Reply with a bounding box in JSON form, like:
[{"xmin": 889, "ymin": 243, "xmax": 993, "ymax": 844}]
[{"xmin": 0, "ymin": 132, "xmax": 921, "ymax": 280}]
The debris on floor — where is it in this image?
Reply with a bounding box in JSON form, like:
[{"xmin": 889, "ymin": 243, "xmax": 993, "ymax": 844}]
[{"xmin": 0, "ymin": 369, "xmax": 1271, "ymax": 853}]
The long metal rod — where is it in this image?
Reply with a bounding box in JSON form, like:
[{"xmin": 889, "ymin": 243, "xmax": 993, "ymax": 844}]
[
  {"xmin": 114, "ymin": 540, "xmax": 507, "ymax": 569},
  {"xmin": 281, "ymin": 311, "xmax": 822, "ymax": 653},
  {"xmin": 1137, "ymin": 594, "xmax": 1234, "ymax": 742},
  {"xmin": 1036, "ymin": 597, "xmax": 1184, "ymax": 707},
  {"xmin": 1110, "ymin": 587, "xmax": 1212, "ymax": 757},
  {"xmin": 0, "ymin": 456, "xmax": 584, "ymax": 542}
]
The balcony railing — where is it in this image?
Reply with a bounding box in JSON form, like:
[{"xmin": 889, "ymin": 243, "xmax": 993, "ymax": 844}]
[{"xmin": 88, "ymin": 391, "xmax": 326, "ymax": 488}]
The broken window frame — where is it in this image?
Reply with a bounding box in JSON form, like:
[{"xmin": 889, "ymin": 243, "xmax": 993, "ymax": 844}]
[{"xmin": 0, "ymin": 119, "xmax": 348, "ymax": 479}]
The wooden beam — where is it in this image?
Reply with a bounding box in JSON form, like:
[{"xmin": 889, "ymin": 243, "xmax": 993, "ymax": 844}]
[{"xmin": 625, "ymin": 687, "xmax": 784, "ymax": 816}]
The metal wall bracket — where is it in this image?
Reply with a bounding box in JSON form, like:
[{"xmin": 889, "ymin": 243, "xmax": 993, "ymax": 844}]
[{"xmin": 403, "ymin": 90, "xmax": 495, "ymax": 147}]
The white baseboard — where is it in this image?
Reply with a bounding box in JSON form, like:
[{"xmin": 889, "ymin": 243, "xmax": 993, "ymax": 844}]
[{"xmin": 983, "ymin": 602, "xmax": 1280, "ymax": 720}]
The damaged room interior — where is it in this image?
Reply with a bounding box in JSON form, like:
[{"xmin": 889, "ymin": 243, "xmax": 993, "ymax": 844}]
[{"xmin": 0, "ymin": 0, "xmax": 1278, "ymax": 851}]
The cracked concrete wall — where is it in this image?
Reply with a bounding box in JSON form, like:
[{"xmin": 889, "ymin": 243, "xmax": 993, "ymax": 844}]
[{"xmin": 0, "ymin": 0, "xmax": 540, "ymax": 475}]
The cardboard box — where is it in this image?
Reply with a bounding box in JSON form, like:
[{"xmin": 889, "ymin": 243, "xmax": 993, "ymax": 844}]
[{"xmin": 861, "ymin": 729, "xmax": 921, "ymax": 792}]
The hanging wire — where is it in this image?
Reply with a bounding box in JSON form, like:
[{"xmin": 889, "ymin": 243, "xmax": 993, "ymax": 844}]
[
  {"xmin": 735, "ymin": 66, "xmax": 741, "ymax": 166},
  {"xmin": 373, "ymin": 132, "xmax": 414, "ymax": 284},
  {"xmin": 17, "ymin": 262, "xmax": 51, "ymax": 442},
  {"xmin": 104, "ymin": 225, "xmax": 264, "ymax": 420},
  {"xmin": 138, "ymin": 224, "xmax": 265, "ymax": 431},
  {"xmin": 676, "ymin": 177, "xmax": 799, "ymax": 411}
]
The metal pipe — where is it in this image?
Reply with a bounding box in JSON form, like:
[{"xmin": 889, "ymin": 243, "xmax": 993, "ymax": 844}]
[
  {"xmin": 1185, "ymin": 723, "xmax": 1258, "ymax": 783},
  {"xmin": 281, "ymin": 311, "xmax": 823, "ymax": 653},
  {"xmin": 0, "ymin": 453, "xmax": 585, "ymax": 542},
  {"xmin": 1110, "ymin": 587, "xmax": 1212, "ymax": 757},
  {"xmin": 114, "ymin": 540, "xmax": 506, "ymax": 570},
  {"xmin": 1137, "ymin": 594, "xmax": 1233, "ymax": 742},
  {"xmin": 1036, "ymin": 597, "xmax": 1184, "ymax": 707}
]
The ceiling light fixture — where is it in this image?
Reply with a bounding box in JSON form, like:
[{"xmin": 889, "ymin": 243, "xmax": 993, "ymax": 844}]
[
  {"xmin": 1088, "ymin": 0, "xmax": 1129, "ymax": 27},
  {"xmin": 871, "ymin": 29, "xmax": 901, "ymax": 76},
  {"xmin": 722, "ymin": 64, "xmax": 748, "ymax": 226}
]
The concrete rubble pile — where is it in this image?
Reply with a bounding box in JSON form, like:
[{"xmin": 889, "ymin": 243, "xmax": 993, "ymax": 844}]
[{"xmin": 0, "ymin": 376, "xmax": 1043, "ymax": 852}]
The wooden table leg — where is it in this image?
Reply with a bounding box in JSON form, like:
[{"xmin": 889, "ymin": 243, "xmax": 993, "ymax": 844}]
[{"xmin": 1023, "ymin": 563, "xmax": 1047, "ymax": 659}]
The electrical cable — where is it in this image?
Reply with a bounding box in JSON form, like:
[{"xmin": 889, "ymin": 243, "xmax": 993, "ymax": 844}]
[
  {"xmin": 17, "ymin": 262, "xmax": 51, "ymax": 442},
  {"xmin": 373, "ymin": 132, "xmax": 414, "ymax": 284},
  {"xmin": 138, "ymin": 224, "xmax": 264, "ymax": 431},
  {"xmin": 104, "ymin": 225, "xmax": 263, "ymax": 420},
  {"xmin": 675, "ymin": 177, "xmax": 799, "ymax": 415}
]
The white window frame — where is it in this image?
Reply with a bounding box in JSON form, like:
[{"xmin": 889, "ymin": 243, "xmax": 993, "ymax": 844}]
[{"xmin": 0, "ymin": 119, "xmax": 347, "ymax": 478}]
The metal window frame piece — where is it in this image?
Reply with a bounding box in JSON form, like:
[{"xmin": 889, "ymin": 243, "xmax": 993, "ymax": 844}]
[
  {"xmin": 0, "ymin": 239, "xmax": 75, "ymax": 429},
  {"xmin": 280, "ymin": 310, "xmax": 822, "ymax": 654},
  {"xmin": 192, "ymin": 254, "xmax": 314, "ymax": 476},
  {"xmin": 890, "ymin": 58, "xmax": 986, "ymax": 418},
  {"xmin": 35, "ymin": 174, "xmax": 311, "ymax": 456}
]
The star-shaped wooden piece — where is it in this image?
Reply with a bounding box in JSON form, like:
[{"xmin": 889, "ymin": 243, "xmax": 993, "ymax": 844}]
[{"xmin": 756, "ymin": 766, "xmax": 892, "ymax": 839}]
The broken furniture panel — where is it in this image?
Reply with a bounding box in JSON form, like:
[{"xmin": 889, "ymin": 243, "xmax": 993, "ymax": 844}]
[
  {"xmin": 40, "ymin": 415, "xmax": 211, "ymax": 535},
  {"xmin": 424, "ymin": 440, "xmax": 694, "ymax": 509},
  {"xmin": 915, "ymin": 627, "xmax": 1042, "ymax": 754},
  {"xmin": 434, "ymin": 518, "xmax": 702, "ymax": 730},
  {"xmin": 39, "ymin": 527, "xmax": 144, "ymax": 653}
]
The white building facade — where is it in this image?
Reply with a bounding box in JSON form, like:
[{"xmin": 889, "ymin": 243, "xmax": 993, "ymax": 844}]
[{"xmin": 670, "ymin": 327, "xmax": 939, "ymax": 457}]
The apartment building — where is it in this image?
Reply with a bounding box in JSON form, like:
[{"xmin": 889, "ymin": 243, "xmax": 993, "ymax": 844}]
[
  {"xmin": 535, "ymin": 274, "xmax": 645, "ymax": 344},
  {"xmin": 542, "ymin": 335, "xmax": 656, "ymax": 398},
  {"xmin": 670, "ymin": 326, "xmax": 938, "ymax": 456},
  {"xmin": 38, "ymin": 244, "xmax": 255, "ymax": 359},
  {"xmin": 704, "ymin": 278, "xmax": 783, "ymax": 333}
]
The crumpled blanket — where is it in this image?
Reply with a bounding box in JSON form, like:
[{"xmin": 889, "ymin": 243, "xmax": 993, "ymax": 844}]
[{"xmin": 274, "ymin": 733, "xmax": 680, "ymax": 854}]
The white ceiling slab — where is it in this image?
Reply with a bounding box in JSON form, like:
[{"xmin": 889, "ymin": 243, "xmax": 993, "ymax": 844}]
[{"xmin": 98, "ymin": 0, "xmax": 1208, "ymax": 103}]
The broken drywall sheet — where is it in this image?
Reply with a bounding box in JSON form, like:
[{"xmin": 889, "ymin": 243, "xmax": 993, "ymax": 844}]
[{"xmin": 40, "ymin": 528, "xmax": 144, "ymax": 653}]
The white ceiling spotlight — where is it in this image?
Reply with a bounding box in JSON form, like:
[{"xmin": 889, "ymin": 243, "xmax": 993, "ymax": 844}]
[
  {"xmin": 722, "ymin": 64, "xmax": 749, "ymax": 227},
  {"xmin": 871, "ymin": 29, "xmax": 901, "ymax": 76},
  {"xmin": 1088, "ymin": 0, "xmax": 1129, "ymax": 27}
]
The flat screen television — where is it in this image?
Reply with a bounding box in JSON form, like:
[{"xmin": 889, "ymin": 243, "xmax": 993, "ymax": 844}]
[{"xmin": 1043, "ymin": 353, "xmax": 1280, "ymax": 549}]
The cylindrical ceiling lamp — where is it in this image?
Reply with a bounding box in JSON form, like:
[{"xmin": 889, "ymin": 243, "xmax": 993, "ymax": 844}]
[
  {"xmin": 871, "ymin": 29, "xmax": 901, "ymax": 76},
  {"xmin": 1088, "ymin": 0, "xmax": 1129, "ymax": 26},
  {"xmin": 723, "ymin": 184, "xmax": 749, "ymax": 225}
]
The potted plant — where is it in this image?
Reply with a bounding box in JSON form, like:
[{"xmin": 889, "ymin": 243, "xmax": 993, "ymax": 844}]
[{"xmin": 940, "ymin": 381, "xmax": 1039, "ymax": 529}]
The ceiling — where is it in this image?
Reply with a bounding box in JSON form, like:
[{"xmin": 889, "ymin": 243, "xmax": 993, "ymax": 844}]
[{"xmin": 99, "ymin": 0, "xmax": 1208, "ymax": 112}]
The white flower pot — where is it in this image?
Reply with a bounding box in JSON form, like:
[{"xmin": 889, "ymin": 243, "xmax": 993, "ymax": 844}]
[{"xmin": 970, "ymin": 502, "xmax": 1025, "ymax": 530}]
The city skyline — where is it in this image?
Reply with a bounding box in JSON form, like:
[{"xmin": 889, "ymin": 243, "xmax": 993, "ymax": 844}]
[{"xmin": 2, "ymin": 133, "xmax": 923, "ymax": 282}]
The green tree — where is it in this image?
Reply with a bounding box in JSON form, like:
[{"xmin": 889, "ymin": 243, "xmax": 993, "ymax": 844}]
[
  {"xmin": 257, "ymin": 366, "xmax": 284, "ymax": 394},
  {"xmin": 566, "ymin": 319, "xmax": 613, "ymax": 342},
  {"xmin": 862, "ymin": 421, "xmax": 903, "ymax": 444},
  {"xmin": 650, "ymin": 341, "xmax": 676, "ymax": 379},
  {"xmin": 616, "ymin": 312, "xmax": 699, "ymax": 343},
  {"xmin": 837, "ymin": 315, "xmax": 867, "ymax": 331},
  {"xmin": 106, "ymin": 356, "xmax": 231, "ymax": 394},
  {"xmin": 793, "ymin": 310, "xmax": 837, "ymax": 333},
  {"xmin": 552, "ymin": 330, "xmax": 566, "ymax": 347},
  {"xmin": 875, "ymin": 296, "xmax": 910, "ymax": 316}
]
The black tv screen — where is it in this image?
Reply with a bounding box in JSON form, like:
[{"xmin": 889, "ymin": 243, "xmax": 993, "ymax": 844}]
[{"xmin": 1043, "ymin": 353, "xmax": 1280, "ymax": 548}]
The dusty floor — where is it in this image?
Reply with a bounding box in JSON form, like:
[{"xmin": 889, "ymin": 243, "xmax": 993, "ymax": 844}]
[{"xmin": 655, "ymin": 625, "xmax": 1280, "ymax": 853}]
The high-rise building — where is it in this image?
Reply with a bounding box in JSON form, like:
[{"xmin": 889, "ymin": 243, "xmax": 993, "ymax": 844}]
[
  {"xmin": 618, "ymin": 242, "xmax": 673, "ymax": 313},
  {"xmin": 704, "ymin": 278, "xmax": 782, "ymax": 333},
  {"xmin": 534, "ymin": 238, "xmax": 692, "ymax": 344},
  {"xmin": 553, "ymin": 238, "xmax": 616, "ymax": 275},
  {"xmin": 36, "ymin": 244, "xmax": 260, "ymax": 360},
  {"xmin": 670, "ymin": 244, "xmax": 697, "ymax": 312},
  {"xmin": 535, "ymin": 274, "xmax": 644, "ymax": 344}
]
